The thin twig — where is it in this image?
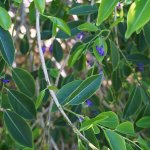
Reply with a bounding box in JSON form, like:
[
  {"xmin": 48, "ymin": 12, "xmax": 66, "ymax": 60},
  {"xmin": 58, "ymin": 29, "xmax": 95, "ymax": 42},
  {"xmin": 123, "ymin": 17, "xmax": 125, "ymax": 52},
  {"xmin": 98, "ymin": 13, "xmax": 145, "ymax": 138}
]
[{"xmin": 36, "ymin": 9, "xmax": 99, "ymax": 150}]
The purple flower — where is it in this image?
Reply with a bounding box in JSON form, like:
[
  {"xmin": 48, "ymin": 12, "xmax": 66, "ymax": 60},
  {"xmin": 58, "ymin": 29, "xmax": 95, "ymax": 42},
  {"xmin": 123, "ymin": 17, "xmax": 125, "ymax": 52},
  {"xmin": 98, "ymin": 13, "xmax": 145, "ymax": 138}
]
[
  {"xmin": 117, "ymin": 2, "xmax": 122, "ymax": 10},
  {"xmin": 42, "ymin": 45, "xmax": 46, "ymax": 54},
  {"xmin": 85, "ymin": 99, "xmax": 93, "ymax": 107},
  {"xmin": 96, "ymin": 45, "xmax": 105, "ymax": 56},
  {"xmin": 49, "ymin": 44, "xmax": 53, "ymax": 53},
  {"xmin": 1, "ymin": 79, "xmax": 10, "ymax": 83},
  {"xmin": 137, "ymin": 63, "xmax": 144, "ymax": 72},
  {"xmin": 78, "ymin": 117, "xmax": 84, "ymax": 122},
  {"xmin": 76, "ymin": 32, "xmax": 84, "ymax": 40},
  {"xmin": 99, "ymin": 69, "xmax": 103, "ymax": 75}
]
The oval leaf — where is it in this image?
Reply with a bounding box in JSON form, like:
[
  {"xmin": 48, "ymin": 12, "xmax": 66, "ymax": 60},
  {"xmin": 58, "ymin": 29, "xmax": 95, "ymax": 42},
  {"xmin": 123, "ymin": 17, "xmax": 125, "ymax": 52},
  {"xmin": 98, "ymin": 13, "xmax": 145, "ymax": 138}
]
[
  {"xmin": 78, "ymin": 22, "xmax": 98, "ymax": 32},
  {"xmin": 49, "ymin": 16, "xmax": 71, "ymax": 36},
  {"xmin": 125, "ymin": 0, "xmax": 150, "ymax": 39},
  {"xmin": 123, "ymin": 86, "xmax": 142, "ymax": 118},
  {"xmin": 136, "ymin": 116, "xmax": 150, "ymax": 128},
  {"xmin": 116, "ymin": 121, "xmax": 135, "ymax": 136},
  {"xmin": 35, "ymin": 89, "xmax": 45, "ymax": 109},
  {"xmin": 0, "ymin": 7, "xmax": 11, "ymax": 30},
  {"xmin": 97, "ymin": 0, "xmax": 119, "ymax": 26},
  {"xmin": 7, "ymin": 90, "xmax": 36, "ymax": 120},
  {"xmin": 104, "ymin": 129, "xmax": 126, "ymax": 150},
  {"xmin": 68, "ymin": 4, "xmax": 98, "ymax": 16},
  {"xmin": 110, "ymin": 40, "xmax": 120, "ymax": 70},
  {"xmin": 64, "ymin": 74, "xmax": 103, "ymax": 105},
  {"xmin": 12, "ymin": 68, "xmax": 35, "ymax": 97},
  {"xmin": 0, "ymin": 27, "xmax": 15, "ymax": 65},
  {"xmin": 4, "ymin": 110, "xmax": 33, "ymax": 148}
]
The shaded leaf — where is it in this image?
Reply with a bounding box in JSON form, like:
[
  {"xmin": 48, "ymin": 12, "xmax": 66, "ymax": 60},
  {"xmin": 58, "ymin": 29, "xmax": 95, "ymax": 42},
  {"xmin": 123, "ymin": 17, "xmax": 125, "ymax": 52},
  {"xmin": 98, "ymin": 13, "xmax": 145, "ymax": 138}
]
[{"xmin": 4, "ymin": 110, "xmax": 33, "ymax": 148}]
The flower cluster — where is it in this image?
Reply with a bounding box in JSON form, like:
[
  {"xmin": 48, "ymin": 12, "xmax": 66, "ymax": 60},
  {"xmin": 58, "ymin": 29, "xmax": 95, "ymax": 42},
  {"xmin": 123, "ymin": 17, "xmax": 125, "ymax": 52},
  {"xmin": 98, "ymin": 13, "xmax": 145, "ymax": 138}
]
[{"xmin": 96, "ymin": 45, "xmax": 105, "ymax": 56}]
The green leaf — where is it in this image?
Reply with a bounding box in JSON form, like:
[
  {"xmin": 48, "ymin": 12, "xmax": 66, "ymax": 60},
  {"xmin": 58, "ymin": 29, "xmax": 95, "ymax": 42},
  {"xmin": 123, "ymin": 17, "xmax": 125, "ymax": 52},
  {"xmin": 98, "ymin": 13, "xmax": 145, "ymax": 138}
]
[
  {"xmin": 144, "ymin": 21, "xmax": 150, "ymax": 48},
  {"xmin": 57, "ymin": 21, "xmax": 84, "ymax": 39},
  {"xmin": 125, "ymin": 0, "xmax": 150, "ymax": 39},
  {"xmin": 34, "ymin": 0, "xmax": 45, "ymax": 14},
  {"xmin": 123, "ymin": 86, "xmax": 142, "ymax": 118},
  {"xmin": 104, "ymin": 129, "xmax": 126, "ymax": 150},
  {"xmin": 137, "ymin": 137, "xmax": 150, "ymax": 150},
  {"xmin": 52, "ymin": 39, "xmax": 63, "ymax": 62},
  {"xmin": 84, "ymin": 128, "xmax": 100, "ymax": 149},
  {"xmin": 0, "ymin": 7, "xmax": 11, "ymax": 30},
  {"xmin": 116, "ymin": 121, "xmax": 135, "ymax": 136},
  {"xmin": 12, "ymin": 68, "xmax": 35, "ymax": 97},
  {"xmin": 52, "ymin": 80, "xmax": 82, "ymax": 111},
  {"xmin": 64, "ymin": 74, "xmax": 103, "ymax": 105},
  {"xmin": 68, "ymin": 4, "xmax": 98, "ymax": 16},
  {"xmin": 0, "ymin": 56, "xmax": 5, "ymax": 73},
  {"xmin": 97, "ymin": 0, "xmax": 119, "ymax": 26},
  {"xmin": 7, "ymin": 89, "xmax": 36, "ymax": 120},
  {"xmin": 110, "ymin": 40, "xmax": 120, "ymax": 70},
  {"xmin": 126, "ymin": 53, "xmax": 150, "ymax": 65},
  {"xmin": 68, "ymin": 44, "xmax": 85, "ymax": 67},
  {"xmin": 98, "ymin": 111, "xmax": 119, "ymax": 129},
  {"xmin": 78, "ymin": 22, "xmax": 98, "ymax": 32},
  {"xmin": 0, "ymin": 27, "xmax": 15, "ymax": 65},
  {"xmin": 93, "ymin": 37, "xmax": 107, "ymax": 62},
  {"xmin": 4, "ymin": 110, "xmax": 33, "ymax": 148},
  {"xmin": 20, "ymin": 35, "xmax": 29, "ymax": 54},
  {"xmin": 49, "ymin": 16, "xmax": 71, "ymax": 36},
  {"xmin": 136, "ymin": 116, "xmax": 150, "ymax": 128},
  {"xmin": 35, "ymin": 89, "xmax": 45, "ymax": 109}
]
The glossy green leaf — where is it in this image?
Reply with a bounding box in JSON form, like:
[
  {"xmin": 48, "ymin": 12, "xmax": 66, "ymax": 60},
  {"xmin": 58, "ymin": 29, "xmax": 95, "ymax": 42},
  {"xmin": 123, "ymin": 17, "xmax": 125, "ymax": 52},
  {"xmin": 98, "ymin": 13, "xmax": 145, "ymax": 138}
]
[
  {"xmin": 12, "ymin": 68, "xmax": 35, "ymax": 97},
  {"xmin": 0, "ymin": 56, "xmax": 5, "ymax": 73},
  {"xmin": 110, "ymin": 40, "xmax": 120, "ymax": 70},
  {"xmin": 7, "ymin": 90, "xmax": 36, "ymax": 120},
  {"xmin": 57, "ymin": 21, "xmax": 83, "ymax": 39},
  {"xmin": 20, "ymin": 35, "xmax": 29, "ymax": 54},
  {"xmin": 84, "ymin": 128, "xmax": 100, "ymax": 149},
  {"xmin": 98, "ymin": 111, "xmax": 119, "ymax": 129},
  {"xmin": 0, "ymin": 27, "xmax": 15, "ymax": 65},
  {"xmin": 49, "ymin": 16, "xmax": 71, "ymax": 36},
  {"xmin": 136, "ymin": 116, "xmax": 150, "ymax": 128},
  {"xmin": 34, "ymin": 0, "xmax": 45, "ymax": 14},
  {"xmin": 125, "ymin": 0, "xmax": 150, "ymax": 39},
  {"xmin": 4, "ymin": 110, "xmax": 33, "ymax": 148},
  {"xmin": 68, "ymin": 4, "xmax": 98, "ymax": 16},
  {"xmin": 0, "ymin": 7, "xmax": 11, "ymax": 30},
  {"xmin": 78, "ymin": 22, "xmax": 98, "ymax": 32},
  {"xmin": 126, "ymin": 53, "xmax": 150, "ymax": 65},
  {"xmin": 123, "ymin": 86, "xmax": 142, "ymax": 118},
  {"xmin": 137, "ymin": 137, "xmax": 150, "ymax": 150},
  {"xmin": 116, "ymin": 121, "xmax": 135, "ymax": 136},
  {"xmin": 35, "ymin": 89, "xmax": 45, "ymax": 109},
  {"xmin": 52, "ymin": 80, "xmax": 82, "ymax": 111},
  {"xmin": 68, "ymin": 44, "xmax": 85, "ymax": 67},
  {"xmin": 64, "ymin": 74, "xmax": 103, "ymax": 105},
  {"xmin": 52, "ymin": 39, "xmax": 63, "ymax": 62},
  {"xmin": 93, "ymin": 37, "xmax": 107, "ymax": 62},
  {"xmin": 97, "ymin": 0, "xmax": 119, "ymax": 25},
  {"xmin": 104, "ymin": 129, "xmax": 126, "ymax": 150},
  {"xmin": 144, "ymin": 21, "xmax": 150, "ymax": 48}
]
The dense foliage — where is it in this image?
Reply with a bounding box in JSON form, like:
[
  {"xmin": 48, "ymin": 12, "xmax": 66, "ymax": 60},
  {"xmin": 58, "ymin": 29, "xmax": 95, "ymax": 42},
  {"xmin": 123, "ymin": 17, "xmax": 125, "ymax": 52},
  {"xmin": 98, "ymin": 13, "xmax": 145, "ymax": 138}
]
[{"xmin": 0, "ymin": 0, "xmax": 150, "ymax": 150}]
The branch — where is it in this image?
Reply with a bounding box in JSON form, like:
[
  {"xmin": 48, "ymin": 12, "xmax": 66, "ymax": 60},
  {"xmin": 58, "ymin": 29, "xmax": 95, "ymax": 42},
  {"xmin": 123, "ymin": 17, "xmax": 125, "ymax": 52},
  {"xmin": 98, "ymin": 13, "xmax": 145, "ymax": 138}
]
[{"xmin": 36, "ymin": 9, "xmax": 99, "ymax": 150}]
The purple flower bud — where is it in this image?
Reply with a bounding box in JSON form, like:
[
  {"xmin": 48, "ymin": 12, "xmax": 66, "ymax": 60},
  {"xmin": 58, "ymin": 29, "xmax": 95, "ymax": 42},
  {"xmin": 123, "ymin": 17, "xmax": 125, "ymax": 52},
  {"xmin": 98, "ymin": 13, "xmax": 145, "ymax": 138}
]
[
  {"xmin": 49, "ymin": 44, "xmax": 53, "ymax": 53},
  {"xmin": 137, "ymin": 63, "xmax": 144, "ymax": 72},
  {"xmin": 1, "ymin": 79, "xmax": 10, "ymax": 83},
  {"xmin": 85, "ymin": 99, "xmax": 93, "ymax": 107},
  {"xmin": 78, "ymin": 117, "xmax": 84, "ymax": 122},
  {"xmin": 42, "ymin": 45, "xmax": 46, "ymax": 54},
  {"xmin": 117, "ymin": 2, "xmax": 122, "ymax": 10},
  {"xmin": 96, "ymin": 45, "xmax": 105, "ymax": 56},
  {"xmin": 99, "ymin": 69, "xmax": 103, "ymax": 75},
  {"xmin": 76, "ymin": 32, "xmax": 84, "ymax": 40}
]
